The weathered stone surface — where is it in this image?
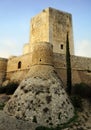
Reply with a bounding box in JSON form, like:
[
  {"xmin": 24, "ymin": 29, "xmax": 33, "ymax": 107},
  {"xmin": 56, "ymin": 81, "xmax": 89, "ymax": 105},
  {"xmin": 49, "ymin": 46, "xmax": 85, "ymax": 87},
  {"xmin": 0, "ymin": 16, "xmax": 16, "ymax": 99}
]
[
  {"xmin": 4, "ymin": 65, "xmax": 74, "ymax": 127},
  {"xmin": 1, "ymin": 99, "xmax": 91, "ymax": 130},
  {"xmin": 0, "ymin": 111, "xmax": 37, "ymax": 130}
]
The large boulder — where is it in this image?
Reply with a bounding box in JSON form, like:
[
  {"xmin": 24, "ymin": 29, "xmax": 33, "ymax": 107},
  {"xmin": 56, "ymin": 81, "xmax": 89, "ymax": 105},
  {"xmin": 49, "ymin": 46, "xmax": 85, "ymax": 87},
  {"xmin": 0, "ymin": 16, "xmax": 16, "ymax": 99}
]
[{"xmin": 4, "ymin": 65, "xmax": 74, "ymax": 127}]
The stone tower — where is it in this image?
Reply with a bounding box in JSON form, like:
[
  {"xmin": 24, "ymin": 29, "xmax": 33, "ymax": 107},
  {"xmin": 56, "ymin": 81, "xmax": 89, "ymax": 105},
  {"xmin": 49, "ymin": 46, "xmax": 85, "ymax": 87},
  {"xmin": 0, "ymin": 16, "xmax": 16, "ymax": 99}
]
[{"xmin": 29, "ymin": 7, "xmax": 74, "ymax": 55}]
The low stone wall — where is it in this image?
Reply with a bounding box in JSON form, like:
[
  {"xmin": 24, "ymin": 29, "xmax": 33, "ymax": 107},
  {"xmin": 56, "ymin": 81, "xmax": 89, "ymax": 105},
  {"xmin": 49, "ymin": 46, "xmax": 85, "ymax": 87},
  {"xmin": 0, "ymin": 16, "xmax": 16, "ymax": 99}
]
[
  {"xmin": 7, "ymin": 53, "xmax": 32, "ymax": 72},
  {"xmin": 56, "ymin": 68, "xmax": 91, "ymax": 87},
  {"xmin": 54, "ymin": 54, "xmax": 91, "ymax": 86},
  {"xmin": 54, "ymin": 53, "xmax": 91, "ymax": 71}
]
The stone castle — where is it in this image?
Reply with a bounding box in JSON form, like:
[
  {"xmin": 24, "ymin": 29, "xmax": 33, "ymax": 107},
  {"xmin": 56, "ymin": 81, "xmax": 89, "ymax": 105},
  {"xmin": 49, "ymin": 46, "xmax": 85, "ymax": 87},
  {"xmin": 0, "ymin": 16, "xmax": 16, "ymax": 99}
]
[{"xmin": 0, "ymin": 7, "xmax": 91, "ymax": 87}]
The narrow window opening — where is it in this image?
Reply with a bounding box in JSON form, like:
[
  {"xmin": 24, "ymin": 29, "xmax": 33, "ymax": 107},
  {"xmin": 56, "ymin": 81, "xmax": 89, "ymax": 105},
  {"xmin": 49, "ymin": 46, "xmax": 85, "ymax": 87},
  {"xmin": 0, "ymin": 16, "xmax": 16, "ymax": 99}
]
[
  {"xmin": 60, "ymin": 44, "xmax": 63, "ymax": 50},
  {"xmin": 40, "ymin": 59, "xmax": 41, "ymax": 62},
  {"xmin": 18, "ymin": 61, "xmax": 21, "ymax": 69}
]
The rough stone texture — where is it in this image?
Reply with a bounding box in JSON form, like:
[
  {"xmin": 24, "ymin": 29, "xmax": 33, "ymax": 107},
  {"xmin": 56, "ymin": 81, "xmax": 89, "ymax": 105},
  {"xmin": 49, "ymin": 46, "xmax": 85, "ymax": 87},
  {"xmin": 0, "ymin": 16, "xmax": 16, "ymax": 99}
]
[
  {"xmin": 1, "ymin": 99, "xmax": 91, "ymax": 130},
  {"xmin": 63, "ymin": 99, "xmax": 91, "ymax": 130},
  {"xmin": 0, "ymin": 111, "xmax": 37, "ymax": 130},
  {"xmin": 4, "ymin": 65, "xmax": 74, "ymax": 127},
  {"xmin": 29, "ymin": 7, "xmax": 74, "ymax": 55}
]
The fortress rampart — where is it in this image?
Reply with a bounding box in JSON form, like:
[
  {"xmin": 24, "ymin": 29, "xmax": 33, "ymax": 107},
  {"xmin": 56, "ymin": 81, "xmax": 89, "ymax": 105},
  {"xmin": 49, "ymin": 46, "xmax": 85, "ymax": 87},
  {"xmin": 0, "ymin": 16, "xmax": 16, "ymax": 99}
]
[
  {"xmin": 6, "ymin": 54, "xmax": 32, "ymax": 82},
  {"xmin": 7, "ymin": 54, "xmax": 32, "ymax": 72},
  {"xmin": 54, "ymin": 54, "xmax": 91, "ymax": 71},
  {"xmin": 53, "ymin": 54, "xmax": 91, "ymax": 87},
  {"xmin": 4, "ymin": 52, "xmax": 91, "ymax": 87}
]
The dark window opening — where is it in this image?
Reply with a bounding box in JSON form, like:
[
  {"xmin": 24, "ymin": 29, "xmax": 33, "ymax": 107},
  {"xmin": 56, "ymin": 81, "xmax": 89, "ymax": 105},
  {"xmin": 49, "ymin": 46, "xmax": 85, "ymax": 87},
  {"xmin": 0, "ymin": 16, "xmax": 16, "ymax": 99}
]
[
  {"xmin": 18, "ymin": 61, "xmax": 21, "ymax": 69},
  {"xmin": 40, "ymin": 59, "xmax": 41, "ymax": 62},
  {"xmin": 60, "ymin": 44, "xmax": 63, "ymax": 50}
]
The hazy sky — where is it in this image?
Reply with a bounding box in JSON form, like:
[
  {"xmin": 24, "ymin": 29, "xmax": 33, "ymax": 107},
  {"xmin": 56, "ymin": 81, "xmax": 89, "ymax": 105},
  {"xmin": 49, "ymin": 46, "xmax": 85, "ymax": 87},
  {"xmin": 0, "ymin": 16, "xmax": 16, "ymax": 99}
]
[{"xmin": 0, "ymin": 0, "xmax": 91, "ymax": 58}]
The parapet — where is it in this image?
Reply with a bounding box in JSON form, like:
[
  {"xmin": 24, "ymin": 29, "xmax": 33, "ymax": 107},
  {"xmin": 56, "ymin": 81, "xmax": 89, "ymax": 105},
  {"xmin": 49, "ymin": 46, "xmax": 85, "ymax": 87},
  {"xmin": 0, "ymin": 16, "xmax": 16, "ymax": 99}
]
[
  {"xmin": 9, "ymin": 56, "xmax": 17, "ymax": 60},
  {"xmin": 23, "ymin": 43, "xmax": 30, "ymax": 55}
]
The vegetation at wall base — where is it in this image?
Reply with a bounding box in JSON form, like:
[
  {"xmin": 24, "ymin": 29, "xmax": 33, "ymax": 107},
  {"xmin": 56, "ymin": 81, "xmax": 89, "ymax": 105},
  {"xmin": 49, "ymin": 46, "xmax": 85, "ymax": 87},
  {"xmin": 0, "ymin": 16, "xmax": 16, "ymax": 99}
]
[
  {"xmin": 71, "ymin": 95, "xmax": 83, "ymax": 112},
  {"xmin": 0, "ymin": 82, "xmax": 19, "ymax": 95},
  {"xmin": 72, "ymin": 83, "xmax": 91, "ymax": 99},
  {"xmin": 0, "ymin": 102, "xmax": 5, "ymax": 110},
  {"xmin": 66, "ymin": 32, "xmax": 72, "ymax": 95},
  {"xmin": 71, "ymin": 82, "xmax": 91, "ymax": 112}
]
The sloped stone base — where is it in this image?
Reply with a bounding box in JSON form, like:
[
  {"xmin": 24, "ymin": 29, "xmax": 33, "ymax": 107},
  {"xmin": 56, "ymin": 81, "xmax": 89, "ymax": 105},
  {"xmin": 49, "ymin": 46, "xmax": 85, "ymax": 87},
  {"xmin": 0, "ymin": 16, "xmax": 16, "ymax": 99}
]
[{"xmin": 4, "ymin": 65, "xmax": 74, "ymax": 127}]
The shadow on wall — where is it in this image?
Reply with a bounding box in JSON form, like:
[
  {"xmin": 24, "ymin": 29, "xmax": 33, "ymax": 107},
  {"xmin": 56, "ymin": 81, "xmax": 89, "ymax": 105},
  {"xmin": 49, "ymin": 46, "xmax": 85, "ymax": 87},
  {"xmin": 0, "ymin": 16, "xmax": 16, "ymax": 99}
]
[{"xmin": 72, "ymin": 83, "xmax": 91, "ymax": 98}]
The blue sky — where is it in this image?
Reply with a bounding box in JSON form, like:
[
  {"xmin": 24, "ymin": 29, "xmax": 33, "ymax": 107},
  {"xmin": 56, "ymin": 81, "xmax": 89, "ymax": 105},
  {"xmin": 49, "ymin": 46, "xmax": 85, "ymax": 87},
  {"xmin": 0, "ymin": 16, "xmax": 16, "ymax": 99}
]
[{"xmin": 0, "ymin": 0, "xmax": 91, "ymax": 58}]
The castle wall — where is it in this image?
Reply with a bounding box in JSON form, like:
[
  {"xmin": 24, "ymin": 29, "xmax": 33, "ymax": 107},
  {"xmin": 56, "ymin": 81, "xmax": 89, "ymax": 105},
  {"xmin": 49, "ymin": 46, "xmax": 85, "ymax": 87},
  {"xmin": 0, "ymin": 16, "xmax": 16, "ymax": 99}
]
[
  {"xmin": 54, "ymin": 54, "xmax": 91, "ymax": 71},
  {"xmin": 7, "ymin": 53, "xmax": 32, "ymax": 72},
  {"xmin": 6, "ymin": 54, "xmax": 32, "ymax": 82},
  {"xmin": 6, "ymin": 52, "xmax": 91, "ymax": 87},
  {"xmin": 0, "ymin": 58, "xmax": 7, "ymax": 85},
  {"xmin": 54, "ymin": 54, "xmax": 91, "ymax": 86}
]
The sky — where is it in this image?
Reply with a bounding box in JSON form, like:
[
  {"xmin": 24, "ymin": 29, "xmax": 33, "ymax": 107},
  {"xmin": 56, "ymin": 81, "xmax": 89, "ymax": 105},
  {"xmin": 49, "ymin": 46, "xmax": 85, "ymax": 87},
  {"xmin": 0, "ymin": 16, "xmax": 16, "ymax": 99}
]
[{"xmin": 0, "ymin": 0, "xmax": 91, "ymax": 58}]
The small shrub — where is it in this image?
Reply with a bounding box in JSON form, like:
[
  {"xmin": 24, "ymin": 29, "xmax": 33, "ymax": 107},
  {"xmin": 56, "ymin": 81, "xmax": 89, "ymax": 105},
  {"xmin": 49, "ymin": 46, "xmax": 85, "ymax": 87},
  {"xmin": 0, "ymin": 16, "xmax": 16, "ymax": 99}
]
[
  {"xmin": 0, "ymin": 82, "xmax": 19, "ymax": 95},
  {"xmin": 36, "ymin": 126, "xmax": 53, "ymax": 130},
  {"xmin": 0, "ymin": 102, "xmax": 5, "ymax": 110},
  {"xmin": 0, "ymin": 86, "xmax": 6, "ymax": 94},
  {"xmin": 71, "ymin": 95, "xmax": 83, "ymax": 111},
  {"xmin": 72, "ymin": 83, "xmax": 91, "ymax": 98},
  {"xmin": 5, "ymin": 82, "xmax": 19, "ymax": 95}
]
